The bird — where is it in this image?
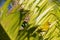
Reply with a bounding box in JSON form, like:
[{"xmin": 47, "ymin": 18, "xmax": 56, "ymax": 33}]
[{"xmin": 38, "ymin": 21, "xmax": 51, "ymax": 32}]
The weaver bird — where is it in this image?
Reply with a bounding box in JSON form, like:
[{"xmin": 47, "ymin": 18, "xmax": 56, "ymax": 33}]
[{"xmin": 38, "ymin": 21, "xmax": 51, "ymax": 32}]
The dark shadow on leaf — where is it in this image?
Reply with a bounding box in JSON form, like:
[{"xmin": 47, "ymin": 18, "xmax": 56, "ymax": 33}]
[{"xmin": 0, "ymin": 24, "xmax": 10, "ymax": 40}]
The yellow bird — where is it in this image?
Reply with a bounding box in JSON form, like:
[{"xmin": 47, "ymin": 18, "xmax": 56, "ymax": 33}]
[{"xmin": 38, "ymin": 21, "xmax": 51, "ymax": 32}]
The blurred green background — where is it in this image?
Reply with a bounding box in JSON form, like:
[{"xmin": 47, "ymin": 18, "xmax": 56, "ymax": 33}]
[{"xmin": 0, "ymin": 0, "xmax": 60, "ymax": 40}]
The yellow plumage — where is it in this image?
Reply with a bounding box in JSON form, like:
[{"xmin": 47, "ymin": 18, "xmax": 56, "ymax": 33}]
[{"xmin": 38, "ymin": 22, "xmax": 50, "ymax": 32}]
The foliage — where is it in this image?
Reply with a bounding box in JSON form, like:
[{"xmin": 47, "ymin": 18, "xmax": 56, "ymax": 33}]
[{"xmin": 0, "ymin": 0, "xmax": 60, "ymax": 40}]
